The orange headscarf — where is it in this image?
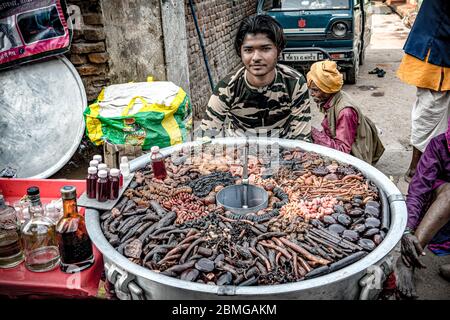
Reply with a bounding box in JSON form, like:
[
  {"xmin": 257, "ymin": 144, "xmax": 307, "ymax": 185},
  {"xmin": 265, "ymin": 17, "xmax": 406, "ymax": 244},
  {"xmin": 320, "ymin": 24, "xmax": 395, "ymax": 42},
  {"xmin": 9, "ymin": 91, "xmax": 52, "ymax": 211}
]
[{"xmin": 307, "ymin": 60, "xmax": 344, "ymax": 93}]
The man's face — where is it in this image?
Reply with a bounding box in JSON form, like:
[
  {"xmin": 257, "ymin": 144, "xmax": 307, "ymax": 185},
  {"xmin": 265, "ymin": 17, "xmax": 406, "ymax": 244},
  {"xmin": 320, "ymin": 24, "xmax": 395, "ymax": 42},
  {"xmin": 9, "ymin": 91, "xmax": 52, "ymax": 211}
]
[
  {"xmin": 240, "ymin": 33, "xmax": 278, "ymax": 78},
  {"xmin": 308, "ymin": 81, "xmax": 332, "ymax": 105}
]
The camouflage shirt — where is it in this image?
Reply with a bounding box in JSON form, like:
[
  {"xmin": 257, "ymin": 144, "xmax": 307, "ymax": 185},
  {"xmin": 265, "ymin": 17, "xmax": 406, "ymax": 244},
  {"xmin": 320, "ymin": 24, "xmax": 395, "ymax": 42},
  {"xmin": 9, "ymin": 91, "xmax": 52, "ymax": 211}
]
[{"xmin": 201, "ymin": 64, "xmax": 311, "ymax": 141}]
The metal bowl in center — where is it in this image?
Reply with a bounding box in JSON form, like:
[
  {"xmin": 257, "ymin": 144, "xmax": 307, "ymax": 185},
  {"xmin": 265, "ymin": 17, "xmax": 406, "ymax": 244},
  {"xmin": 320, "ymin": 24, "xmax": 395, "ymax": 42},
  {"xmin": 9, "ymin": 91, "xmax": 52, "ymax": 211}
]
[{"xmin": 216, "ymin": 184, "xmax": 268, "ymax": 214}]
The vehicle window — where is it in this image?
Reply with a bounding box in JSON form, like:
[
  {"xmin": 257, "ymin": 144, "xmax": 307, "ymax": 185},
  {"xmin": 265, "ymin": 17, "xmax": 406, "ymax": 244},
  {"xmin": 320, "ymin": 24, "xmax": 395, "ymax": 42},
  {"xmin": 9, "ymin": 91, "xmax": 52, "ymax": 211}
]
[{"xmin": 268, "ymin": 0, "xmax": 350, "ymax": 10}]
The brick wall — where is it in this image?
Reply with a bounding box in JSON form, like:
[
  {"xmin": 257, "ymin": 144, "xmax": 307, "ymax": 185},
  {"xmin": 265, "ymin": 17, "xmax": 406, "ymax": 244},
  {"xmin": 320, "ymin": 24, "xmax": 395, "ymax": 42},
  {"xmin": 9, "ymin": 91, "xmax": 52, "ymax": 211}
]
[
  {"xmin": 65, "ymin": 0, "xmax": 257, "ymax": 109},
  {"xmin": 185, "ymin": 0, "xmax": 257, "ymax": 119},
  {"xmin": 66, "ymin": 0, "xmax": 109, "ymax": 102}
]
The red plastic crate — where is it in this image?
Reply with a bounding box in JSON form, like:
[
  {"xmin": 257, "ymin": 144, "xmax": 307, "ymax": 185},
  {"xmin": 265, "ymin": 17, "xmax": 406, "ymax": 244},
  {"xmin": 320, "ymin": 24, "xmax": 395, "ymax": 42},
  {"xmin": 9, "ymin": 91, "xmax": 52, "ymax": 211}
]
[
  {"xmin": 0, "ymin": 178, "xmax": 86, "ymax": 205},
  {"xmin": 0, "ymin": 178, "xmax": 104, "ymax": 298}
]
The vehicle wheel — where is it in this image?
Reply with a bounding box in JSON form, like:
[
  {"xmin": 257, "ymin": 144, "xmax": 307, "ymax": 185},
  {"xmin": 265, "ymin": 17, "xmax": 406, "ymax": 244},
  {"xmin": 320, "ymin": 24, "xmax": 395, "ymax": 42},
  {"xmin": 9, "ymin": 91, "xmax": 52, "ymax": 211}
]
[
  {"xmin": 359, "ymin": 46, "xmax": 365, "ymax": 66},
  {"xmin": 346, "ymin": 55, "xmax": 359, "ymax": 84},
  {"xmin": 346, "ymin": 66, "xmax": 357, "ymax": 84}
]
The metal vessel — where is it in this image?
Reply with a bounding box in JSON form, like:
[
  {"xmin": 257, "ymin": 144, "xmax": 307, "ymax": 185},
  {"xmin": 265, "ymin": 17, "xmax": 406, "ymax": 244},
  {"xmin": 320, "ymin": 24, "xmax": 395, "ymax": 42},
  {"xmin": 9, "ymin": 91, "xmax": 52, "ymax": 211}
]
[
  {"xmin": 0, "ymin": 56, "xmax": 86, "ymax": 178},
  {"xmin": 86, "ymin": 137, "xmax": 406, "ymax": 300}
]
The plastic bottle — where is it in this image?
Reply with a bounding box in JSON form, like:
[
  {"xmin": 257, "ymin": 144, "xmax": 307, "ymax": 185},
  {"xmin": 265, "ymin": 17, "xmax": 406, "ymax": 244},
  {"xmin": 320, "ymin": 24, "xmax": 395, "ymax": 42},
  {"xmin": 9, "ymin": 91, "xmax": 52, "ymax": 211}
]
[
  {"xmin": 96, "ymin": 170, "xmax": 109, "ymax": 202},
  {"xmin": 98, "ymin": 163, "xmax": 110, "ymax": 193},
  {"xmin": 150, "ymin": 146, "xmax": 167, "ymax": 180},
  {"xmin": 56, "ymin": 186, "xmax": 94, "ymax": 273},
  {"xmin": 93, "ymin": 154, "xmax": 103, "ymax": 164},
  {"xmin": 109, "ymin": 169, "xmax": 120, "ymax": 200},
  {"xmin": 119, "ymin": 156, "xmax": 130, "ymax": 188},
  {"xmin": 86, "ymin": 166, "xmax": 98, "ymax": 199},
  {"xmin": 89, "ymin": 160, "xmax": 99, "ymax": 169},
  {"xmin": 0, "ymin": 195, "xmax": 24, "ymax": 268},
  {"xmin": 21, "ymin": 187, "xmax": 60, "ymax": 272}
]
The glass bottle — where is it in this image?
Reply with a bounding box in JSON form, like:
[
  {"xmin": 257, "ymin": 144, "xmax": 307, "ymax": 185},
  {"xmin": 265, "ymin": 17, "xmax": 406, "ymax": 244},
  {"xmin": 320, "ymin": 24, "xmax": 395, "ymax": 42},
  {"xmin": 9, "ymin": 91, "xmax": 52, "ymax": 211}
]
[
  {"xmin": 150, "ymin": 146, "xmax": 167, "ymax": 180},
  {"xmin": 44, "ymin": 203, "xmax": 63, "ymax": 225},
  {"xmin": 21, "ymin": 187, "xmax": 60, "ymax": 272},
  {"xmin": 56, "ymin": 186, "xmax": 94, "ymax": 273},
  {"xmin": 86, "ymin": 166, "xmax": 98, "ymax": 199},
  {"xmin": 96, "ymin": 170, "xmax": 109, "ymax": 202},
  {"xmin": 109, "ymin": 169, "xmax": 120, "ymax": 200},
  {"xmin": 13, "ymin": 198, "xmax": 31, "ymax": 225},
  {"xmin": 93, "ymin": 154, "xmax": 102, "ymax": 164},
  {"xmin": 0, "ymin": 195, "xmax": 24, "ymax": 268},
  {"xmin": 89, "ymin": 160, "xmax": 99, "ymax": 169}
]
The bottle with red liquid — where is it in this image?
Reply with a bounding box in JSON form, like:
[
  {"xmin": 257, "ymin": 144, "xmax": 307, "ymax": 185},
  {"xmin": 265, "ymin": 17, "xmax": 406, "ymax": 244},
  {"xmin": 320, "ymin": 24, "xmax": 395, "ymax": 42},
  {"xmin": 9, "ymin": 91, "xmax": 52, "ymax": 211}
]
[
  {"xmin": 150, "ymin": 146, "xmax": 167, "ymax": 180},
  {"xmin": 93, "ymin": 154, "xmax": 103, "ymax": 165},
  {"xmin": 96, "ymin": 170, "xmax": 109, "ymax": 202},
  {"xmin": 89, "ymin": 160, "xmax": 99, "ymax": 169},
  {"xmin": 86, "ymin": 166, "xmax": 98, "ymax": 199},
  {"xmin": 98, "ymin": 164, "xmax": 110, "ymax": 193},
  {"xmin": 109, "ymin": 169, "xmax": 120, "ymax": 200}
]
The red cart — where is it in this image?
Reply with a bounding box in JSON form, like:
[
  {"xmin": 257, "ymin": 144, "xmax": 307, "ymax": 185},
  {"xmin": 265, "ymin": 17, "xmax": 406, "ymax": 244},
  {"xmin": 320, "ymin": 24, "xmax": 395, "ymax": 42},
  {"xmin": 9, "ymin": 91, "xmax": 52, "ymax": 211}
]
[{"xmin": 0, "ymin": 178, "xmax": 104, "ymax": 298}]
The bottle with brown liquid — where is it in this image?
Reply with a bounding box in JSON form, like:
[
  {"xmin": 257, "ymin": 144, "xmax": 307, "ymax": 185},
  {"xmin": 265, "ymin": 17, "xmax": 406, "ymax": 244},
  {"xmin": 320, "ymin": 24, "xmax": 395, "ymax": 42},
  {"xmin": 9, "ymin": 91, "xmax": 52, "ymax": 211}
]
[
  {"xmin": 0, "ymin": 195, "xmax": 24, "ymax": 268},
  {"xmin": 56, "ymin": 186, "xmax": 94, "ymax": 273}
]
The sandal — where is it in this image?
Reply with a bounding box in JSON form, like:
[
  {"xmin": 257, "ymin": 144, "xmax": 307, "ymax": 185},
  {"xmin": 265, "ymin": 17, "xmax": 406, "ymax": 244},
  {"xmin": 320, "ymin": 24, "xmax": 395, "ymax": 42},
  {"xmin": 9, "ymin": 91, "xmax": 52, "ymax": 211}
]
[{"xmin": 369, "ymin": 67, "xmax": 381, "ymax": 74}]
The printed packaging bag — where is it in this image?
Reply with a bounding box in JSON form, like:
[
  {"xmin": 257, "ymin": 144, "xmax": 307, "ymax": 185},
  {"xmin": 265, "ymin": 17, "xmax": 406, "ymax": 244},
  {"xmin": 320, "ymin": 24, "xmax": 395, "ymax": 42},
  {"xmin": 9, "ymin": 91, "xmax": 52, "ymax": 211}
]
[
  {"xmin": 84, "ymin": 79, "xmax": 192, "ymax": 151},
  {"xmin": 0, "ymin": 0, "xmax": 70, "ymax": 70}
]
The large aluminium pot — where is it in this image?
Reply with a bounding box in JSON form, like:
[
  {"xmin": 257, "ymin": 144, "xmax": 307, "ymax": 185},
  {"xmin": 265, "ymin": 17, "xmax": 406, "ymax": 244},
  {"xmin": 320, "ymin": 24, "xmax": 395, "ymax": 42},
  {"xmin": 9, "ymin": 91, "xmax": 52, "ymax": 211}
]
[{"xmin": 86, "ymin": 138, "xmax": 407, "ymax": 300}]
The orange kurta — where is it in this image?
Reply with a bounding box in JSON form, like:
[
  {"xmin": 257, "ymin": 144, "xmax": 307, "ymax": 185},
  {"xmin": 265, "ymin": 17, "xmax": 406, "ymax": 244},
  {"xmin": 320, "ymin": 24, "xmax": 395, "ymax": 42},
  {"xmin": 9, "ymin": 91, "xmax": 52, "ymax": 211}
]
[{"xmin": 397, "ymin": 52, "xmax": 450, "ymax": 91}]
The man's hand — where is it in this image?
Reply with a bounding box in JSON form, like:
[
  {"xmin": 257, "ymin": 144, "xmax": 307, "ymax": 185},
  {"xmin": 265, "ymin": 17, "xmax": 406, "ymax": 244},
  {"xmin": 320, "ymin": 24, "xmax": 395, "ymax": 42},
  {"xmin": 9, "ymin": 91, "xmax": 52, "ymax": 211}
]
[{"xmin": 401, "ymin": 233, "xmax": 426, "ymax": 268}]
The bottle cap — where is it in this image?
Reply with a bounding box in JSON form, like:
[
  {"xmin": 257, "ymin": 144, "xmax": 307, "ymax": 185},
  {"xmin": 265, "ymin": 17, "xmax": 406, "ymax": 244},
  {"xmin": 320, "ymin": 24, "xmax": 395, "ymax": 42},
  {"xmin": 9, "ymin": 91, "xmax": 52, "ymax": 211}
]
[
  {"xmin": 110, "ymin": 168, "xmax": 120, "ymax": 177},
  {"xmin": 27, "ymin": 186, "xmax": 40, "ymax": 196},
  {"xmin": 121, "ymin": 156, "xmax": 128, "ymax": 164},
  {"xmin": 93, "ymin": 155, "xmax": 102, "ymax": 162},
  {"xmin": 98, "ymin": 170, "xmax": 108, "ymax": 178},
  {"xmin": 60, "ymin": 186, "xmax": 77, "ymax": 200},
  {"xmin": 98, "ymin": 164, "xmax": 108, "ymax": 171},
  {"xmin": 151, "ymin": 146, "xmax": 160, "ymax": 153},
  {"xmin": 88, "ymin": 166, "xmax": 98, "ymax": 174},
  {"xmin": 89, "ymin": 160, "xmax": 99, "ymax": 167}
]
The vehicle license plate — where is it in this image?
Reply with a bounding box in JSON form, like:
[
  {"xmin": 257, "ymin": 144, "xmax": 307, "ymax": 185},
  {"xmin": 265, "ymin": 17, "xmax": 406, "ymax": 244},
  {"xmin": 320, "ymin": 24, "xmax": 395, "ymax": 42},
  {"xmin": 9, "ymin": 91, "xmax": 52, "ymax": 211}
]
[{"xmin": 283, "ymin": 52, "xmax": 319, "ymax": 62}]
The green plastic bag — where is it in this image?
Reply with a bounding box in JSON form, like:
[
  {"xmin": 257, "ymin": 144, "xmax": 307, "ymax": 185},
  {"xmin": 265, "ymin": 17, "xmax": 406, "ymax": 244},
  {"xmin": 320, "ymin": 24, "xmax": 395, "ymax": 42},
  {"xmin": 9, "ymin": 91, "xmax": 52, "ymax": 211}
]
[{"xmin": 84, "ymin": 79, "xmax": 192, "ymax": 150}]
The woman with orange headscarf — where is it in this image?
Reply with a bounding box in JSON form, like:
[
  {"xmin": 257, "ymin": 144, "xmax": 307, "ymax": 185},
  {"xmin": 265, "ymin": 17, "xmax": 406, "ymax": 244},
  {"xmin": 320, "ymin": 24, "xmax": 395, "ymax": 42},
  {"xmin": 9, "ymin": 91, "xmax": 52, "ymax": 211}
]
[{"xmin": 307, "ymin": 60, "xmax": 384, "ymax": 165}]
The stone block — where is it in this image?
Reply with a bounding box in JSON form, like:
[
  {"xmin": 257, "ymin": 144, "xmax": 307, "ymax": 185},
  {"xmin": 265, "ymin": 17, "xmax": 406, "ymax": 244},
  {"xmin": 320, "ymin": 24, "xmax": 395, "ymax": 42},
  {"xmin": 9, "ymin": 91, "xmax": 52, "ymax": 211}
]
[
  {"xmin": 76, "ymin": 64, "xmax": 107, "ymax": 76},
  {"xmin": 83, "ymin": 27, "xmax": 106, "ymax": 41},
  {"xmin": 88, "ymin": 52, "xmax": 109, "ymax": 64},
  {"xmin": 83, "ymin": 13, "xmax": 104, "ymax": 26},
  {"xmin": 69, "ymin": 54, "xmax": 87, "ymax": 65},
  {"xmin": 71, "ymin": 42, "xmax": 105, "ymax": 54}
]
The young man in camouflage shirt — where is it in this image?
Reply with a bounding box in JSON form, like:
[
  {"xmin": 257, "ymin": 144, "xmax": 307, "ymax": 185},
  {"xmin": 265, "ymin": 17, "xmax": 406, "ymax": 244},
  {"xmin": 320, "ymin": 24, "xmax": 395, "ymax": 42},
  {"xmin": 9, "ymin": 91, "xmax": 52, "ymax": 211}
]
[{"xmin": 200, "ymin": 15, "xmax": 311, "ymax": 141}]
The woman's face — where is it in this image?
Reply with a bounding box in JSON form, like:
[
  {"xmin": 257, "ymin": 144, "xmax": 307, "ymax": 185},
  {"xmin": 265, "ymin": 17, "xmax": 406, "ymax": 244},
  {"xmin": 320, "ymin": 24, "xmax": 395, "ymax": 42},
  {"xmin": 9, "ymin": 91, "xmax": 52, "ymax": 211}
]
[{"xmin": 308, "ymin": 81, "xmax": 332, "ymax": 105}]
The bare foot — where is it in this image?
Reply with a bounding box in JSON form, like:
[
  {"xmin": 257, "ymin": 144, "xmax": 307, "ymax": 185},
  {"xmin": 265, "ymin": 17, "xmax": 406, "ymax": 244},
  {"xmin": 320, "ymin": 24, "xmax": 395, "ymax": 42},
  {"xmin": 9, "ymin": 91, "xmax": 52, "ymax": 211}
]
[{"xmin": 395, "ymin": 257, "xmax": 418, "ymax": 299}]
